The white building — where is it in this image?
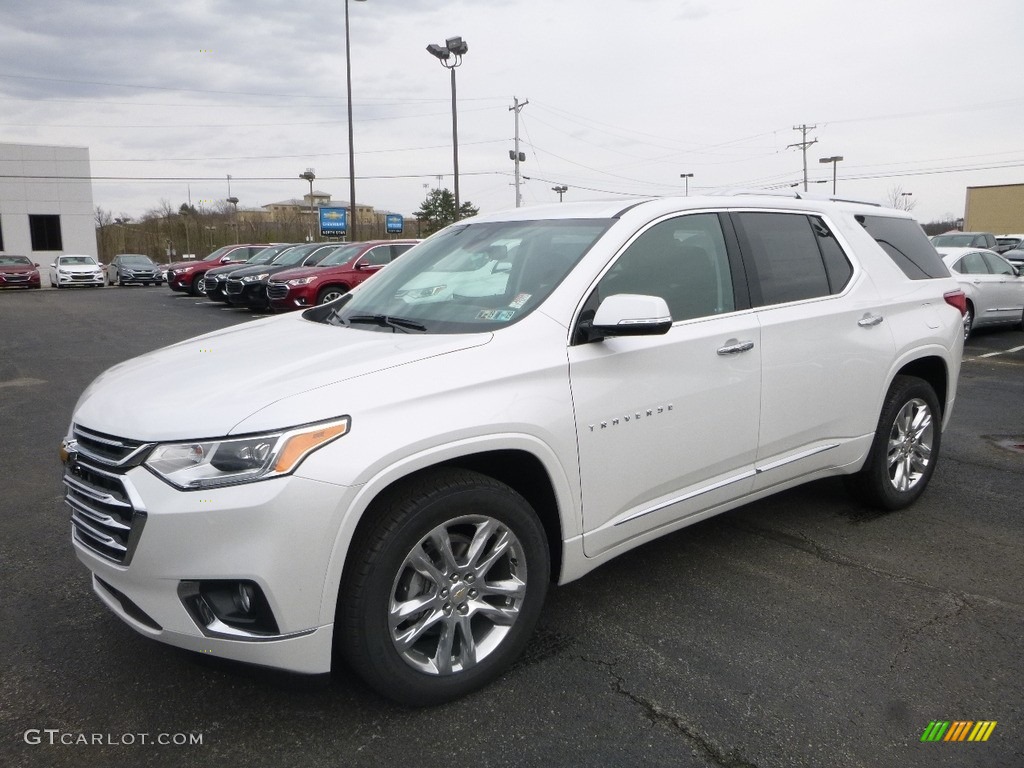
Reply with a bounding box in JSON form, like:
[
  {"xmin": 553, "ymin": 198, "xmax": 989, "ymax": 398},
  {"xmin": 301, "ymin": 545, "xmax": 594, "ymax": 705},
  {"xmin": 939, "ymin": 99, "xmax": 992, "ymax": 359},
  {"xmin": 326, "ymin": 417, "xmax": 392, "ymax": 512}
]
[{"xmin": 0, "ymin": 142, "xmax": 98, "ymax": 285}]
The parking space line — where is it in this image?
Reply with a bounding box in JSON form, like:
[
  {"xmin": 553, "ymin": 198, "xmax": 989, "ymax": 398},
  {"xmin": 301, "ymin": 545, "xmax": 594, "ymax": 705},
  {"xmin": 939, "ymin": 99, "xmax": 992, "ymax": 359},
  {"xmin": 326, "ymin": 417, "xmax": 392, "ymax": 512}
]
[{"xmin": 977, "ymin": 344, "xmax": 1024, "ymax": 359}]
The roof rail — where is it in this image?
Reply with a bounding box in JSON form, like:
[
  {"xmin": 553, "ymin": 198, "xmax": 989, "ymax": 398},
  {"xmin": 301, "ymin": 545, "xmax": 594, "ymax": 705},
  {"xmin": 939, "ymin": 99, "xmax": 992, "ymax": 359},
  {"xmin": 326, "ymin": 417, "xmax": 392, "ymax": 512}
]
[{"xmin": 714, "ymin": 189, "xmax": 883, "ymax": 207}]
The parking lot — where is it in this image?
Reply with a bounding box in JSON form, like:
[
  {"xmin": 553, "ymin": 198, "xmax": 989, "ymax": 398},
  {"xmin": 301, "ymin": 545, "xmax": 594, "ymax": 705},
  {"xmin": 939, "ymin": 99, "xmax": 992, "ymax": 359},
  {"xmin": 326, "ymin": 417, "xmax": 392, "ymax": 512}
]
[{"xmin": 1, "ymin": 286, "xmax": 1022, "ymax": 768}]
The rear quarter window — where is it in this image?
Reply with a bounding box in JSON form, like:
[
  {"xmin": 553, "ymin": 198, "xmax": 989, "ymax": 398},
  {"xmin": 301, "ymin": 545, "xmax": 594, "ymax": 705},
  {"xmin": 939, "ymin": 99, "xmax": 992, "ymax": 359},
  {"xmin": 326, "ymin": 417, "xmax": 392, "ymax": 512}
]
[{"xmin": 858, "ymin": 215, "xmax": 950, "ymax": 279}]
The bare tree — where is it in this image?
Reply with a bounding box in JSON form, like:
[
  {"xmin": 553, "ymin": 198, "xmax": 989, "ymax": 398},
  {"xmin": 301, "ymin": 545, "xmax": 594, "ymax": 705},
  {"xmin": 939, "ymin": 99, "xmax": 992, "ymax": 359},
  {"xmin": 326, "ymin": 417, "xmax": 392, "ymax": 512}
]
[{"xmin": 886, "ymin": 185, "xmax": 918, "ymax": 212}]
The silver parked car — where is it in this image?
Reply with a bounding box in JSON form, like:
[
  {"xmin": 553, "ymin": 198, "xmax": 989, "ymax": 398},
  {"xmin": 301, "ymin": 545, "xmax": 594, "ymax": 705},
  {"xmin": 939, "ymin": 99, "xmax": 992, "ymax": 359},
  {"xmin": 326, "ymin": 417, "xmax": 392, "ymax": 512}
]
[
  {"xmin": 937, "ymin": 247, "xmax": 1024, "ymax": 338},
  {"xmin": 106, "ymin": 253, "xmax": 165, "ymax": 286}
]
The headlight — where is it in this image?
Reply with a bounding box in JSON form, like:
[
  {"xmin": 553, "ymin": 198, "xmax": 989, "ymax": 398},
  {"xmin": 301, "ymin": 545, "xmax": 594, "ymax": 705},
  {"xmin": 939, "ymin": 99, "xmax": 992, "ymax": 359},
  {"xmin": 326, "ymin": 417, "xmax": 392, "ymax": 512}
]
[
  {"xmin": 287, "ymin": 276, "xmax": 317, "ymax": 286},
  {"xmin": 180, "ymin": 266, "xmax": 194, "ymax": 273},
  {"xmin": 242, "ymin": 273, "xmax": 270, "ymax": 283},
  {"xmin": 144, "ymin": 417, "xmax": 350, "ymax": 490}
]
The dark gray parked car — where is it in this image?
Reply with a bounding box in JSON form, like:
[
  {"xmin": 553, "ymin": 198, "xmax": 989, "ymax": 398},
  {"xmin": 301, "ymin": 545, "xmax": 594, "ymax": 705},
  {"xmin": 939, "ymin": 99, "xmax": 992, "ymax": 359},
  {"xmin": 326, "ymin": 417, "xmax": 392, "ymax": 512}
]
[{"xmin": 106, "ymin": 254, "xmax": 164, "ymax": 286}]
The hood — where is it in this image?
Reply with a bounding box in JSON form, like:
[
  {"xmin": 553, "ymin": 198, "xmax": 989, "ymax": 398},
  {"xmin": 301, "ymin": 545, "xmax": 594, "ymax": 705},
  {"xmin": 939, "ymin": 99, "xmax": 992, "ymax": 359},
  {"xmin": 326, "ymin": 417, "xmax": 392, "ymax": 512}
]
[
  {"xmin": 72, "ymin": 314, "xmax": 491, "ymax": 441},
  {"xmin": 229, "ymin": 263, "xmax": 300, "ymax": 279},
  {"xmin": 269, "ymin": 265, "xmax": 326, "ymax": 282},
  {"xmin": 0, "ymin": 264, "xmax": 38, "ymax": 273},
  {"xmin": 57, "ymin": 263, "xmax": 101, "ymax": 273},
  {"xmin": 169, "ymin": 258, "xmax": 217, "ymax": 271}
]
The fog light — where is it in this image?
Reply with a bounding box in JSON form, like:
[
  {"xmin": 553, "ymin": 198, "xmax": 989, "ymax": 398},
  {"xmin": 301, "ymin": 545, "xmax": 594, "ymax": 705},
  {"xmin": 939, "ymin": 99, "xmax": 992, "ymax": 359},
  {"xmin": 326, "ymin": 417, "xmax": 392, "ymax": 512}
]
[{"xmin": 178, "ymin": 580, "xmax": 280, "ymax": 638}]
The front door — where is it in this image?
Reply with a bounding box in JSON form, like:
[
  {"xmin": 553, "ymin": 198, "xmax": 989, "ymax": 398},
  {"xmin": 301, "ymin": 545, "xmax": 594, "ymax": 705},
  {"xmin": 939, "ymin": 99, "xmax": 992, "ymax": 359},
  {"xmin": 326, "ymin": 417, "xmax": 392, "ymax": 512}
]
[{"xmin": 568, "ymin": 213, "xmax": 761, "ymax": 558}]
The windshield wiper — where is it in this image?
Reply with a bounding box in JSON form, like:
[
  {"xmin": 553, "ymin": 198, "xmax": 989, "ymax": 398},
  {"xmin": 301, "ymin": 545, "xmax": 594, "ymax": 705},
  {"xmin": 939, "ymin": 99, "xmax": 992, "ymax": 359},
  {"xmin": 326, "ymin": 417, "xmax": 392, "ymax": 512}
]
[{"xmin": 346, "ymin": 314, "xmax": 427, "ymax": 333}]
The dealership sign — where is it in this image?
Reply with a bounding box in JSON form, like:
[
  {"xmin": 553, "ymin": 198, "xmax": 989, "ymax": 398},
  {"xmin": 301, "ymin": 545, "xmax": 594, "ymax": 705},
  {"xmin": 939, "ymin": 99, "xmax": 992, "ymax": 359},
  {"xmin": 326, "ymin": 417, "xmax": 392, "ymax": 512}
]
[
  {"xmin": 385, "ymin": 214, "xmax": 404, "ymax": 234},
  {"xmin": 319, "ymin": 207, "xmax": 347, "ymax": 237}
]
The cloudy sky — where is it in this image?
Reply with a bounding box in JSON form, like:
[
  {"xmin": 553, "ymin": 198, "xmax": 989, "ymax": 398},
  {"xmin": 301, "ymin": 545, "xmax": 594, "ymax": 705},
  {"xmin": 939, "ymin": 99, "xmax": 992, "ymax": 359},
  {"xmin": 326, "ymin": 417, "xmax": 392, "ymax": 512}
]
[{"xmin": 2, "ymin": 0, "xmax": 1022, "ymax": 225}]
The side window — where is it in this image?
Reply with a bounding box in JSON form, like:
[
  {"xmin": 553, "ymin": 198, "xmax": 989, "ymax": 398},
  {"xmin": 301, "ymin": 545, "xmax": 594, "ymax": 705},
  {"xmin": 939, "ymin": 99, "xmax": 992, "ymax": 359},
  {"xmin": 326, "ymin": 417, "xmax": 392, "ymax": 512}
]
[
  {"xmin": 981, "ymin": 252, "xmax": 1014, "ymax": 275},
  {"xmin": 595, "ymin": 213, "xmax": 735, "ymax": 322},
  {"xmin": 810, "ymin": 217, "xmax": 853, "ymax": 293},
  {"xmin": 858, "ymin": 215, "xmax": 950, "ymax": 279},
  {"xmin": 733, "ymin": 212, "xmax": 830, "ymax": 305},
  {"xmin": 958, "ymin": 252, "xmax": 989, "ymax": 274},
  {"xmin": 390, "ymin": 244, "xmax": 414, "ymax": 260},
  {"xmin": 362, "ymin": 246, "xmax": 390, "ymax": 266}
]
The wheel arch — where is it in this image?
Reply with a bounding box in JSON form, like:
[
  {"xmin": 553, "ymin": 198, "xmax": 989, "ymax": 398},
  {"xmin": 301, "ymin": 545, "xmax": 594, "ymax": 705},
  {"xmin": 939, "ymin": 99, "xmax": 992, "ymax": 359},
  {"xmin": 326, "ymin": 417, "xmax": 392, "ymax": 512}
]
[
  {"xmin": 892, "ymin": 354, "xmax": 948, "ymax": 419},
  {"xmin": 321, "ymin": 441, "xmax": 573, "ymax": 630}
]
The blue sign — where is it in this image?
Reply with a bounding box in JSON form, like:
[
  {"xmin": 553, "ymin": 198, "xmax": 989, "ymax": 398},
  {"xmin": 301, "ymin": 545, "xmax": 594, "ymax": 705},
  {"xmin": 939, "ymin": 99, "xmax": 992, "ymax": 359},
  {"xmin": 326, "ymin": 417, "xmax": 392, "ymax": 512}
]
[
  {"xmin": 319, "ymin": 207, "xmax": 347, "ymax": 237},
  {"xmin": 385, "ymin": 213, "xmax": 404, "ymax": 234}
]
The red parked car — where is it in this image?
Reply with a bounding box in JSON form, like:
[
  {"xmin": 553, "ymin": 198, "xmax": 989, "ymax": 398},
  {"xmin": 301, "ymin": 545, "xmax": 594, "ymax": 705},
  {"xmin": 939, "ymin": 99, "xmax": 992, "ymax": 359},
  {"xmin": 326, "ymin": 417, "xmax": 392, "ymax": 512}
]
[
  {"xmin": 0, "ymin": 255, "xmax": 41, "ymax": 289},
  {"xmin": 267, "ymin": 240, "xmax": 419, "ymax": 311},
  {"xmin": 166, "ymin": 244, "xmax": 271, "ymax": 296}
]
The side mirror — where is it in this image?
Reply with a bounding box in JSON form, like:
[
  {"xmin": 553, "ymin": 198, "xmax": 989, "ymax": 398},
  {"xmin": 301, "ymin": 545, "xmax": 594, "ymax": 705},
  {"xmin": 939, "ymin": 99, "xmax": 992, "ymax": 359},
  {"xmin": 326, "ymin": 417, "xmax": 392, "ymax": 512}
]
[
  {"xmin": 592, "ymin": 294, "xmax": 672, "ymax": 337},
  {"xmin": 50, "ymin": 262, "xmax": 56, "ymax": 268}
]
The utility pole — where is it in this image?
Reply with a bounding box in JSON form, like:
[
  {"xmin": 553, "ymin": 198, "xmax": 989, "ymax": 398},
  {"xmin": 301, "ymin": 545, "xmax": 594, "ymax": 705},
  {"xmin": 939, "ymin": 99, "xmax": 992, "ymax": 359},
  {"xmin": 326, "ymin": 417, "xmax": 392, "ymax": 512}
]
[
  {"xmin": 509, "ymin": 96, "xmax": 528, "ymax": 207},
  {"xmin": 787, "ymin": 124, "xmax": 818, "ymax": 192}
]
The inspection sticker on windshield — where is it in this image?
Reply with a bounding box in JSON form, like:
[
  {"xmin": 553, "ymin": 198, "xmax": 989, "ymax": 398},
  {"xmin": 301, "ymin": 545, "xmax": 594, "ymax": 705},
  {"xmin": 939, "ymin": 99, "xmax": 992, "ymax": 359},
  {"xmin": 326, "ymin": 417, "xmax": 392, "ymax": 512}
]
[
  {"xmin": 509, "ymin": 293, "xmax": 531, "ymax": 309},
  {"xmin": 477, "ymin": 309, "xmax": 516, "ymax": 321}
]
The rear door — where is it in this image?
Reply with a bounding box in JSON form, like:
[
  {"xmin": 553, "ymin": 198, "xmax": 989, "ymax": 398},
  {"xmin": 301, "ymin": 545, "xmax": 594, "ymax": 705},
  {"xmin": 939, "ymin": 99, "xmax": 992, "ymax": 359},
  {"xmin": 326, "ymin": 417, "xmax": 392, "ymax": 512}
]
[
  {"xmin": 979, "ymin": 251, "xmax": 1024, "ymax": 323},
  {"xmin": 729, "ymin": 211, "xmax": 895, "ymax": 491}
]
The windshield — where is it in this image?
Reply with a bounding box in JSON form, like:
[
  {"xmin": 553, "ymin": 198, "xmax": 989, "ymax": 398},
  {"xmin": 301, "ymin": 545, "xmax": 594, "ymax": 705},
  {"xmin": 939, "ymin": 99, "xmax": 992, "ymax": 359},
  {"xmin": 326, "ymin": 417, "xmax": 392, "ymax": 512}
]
[
  {"xmin": 303, "ymin": 218, "xmax": 612, "ymax": 334},
  {"xmin": 931, "ymin": 234, "xmax": 978, "ymax": 248},
  {"xmin": 59, "ymin": 256, "xmax": 97, "ymax": 265},
  {"xmin": 248, "ymin": 245, "xmax": 294, "ymax": 265},
  {"xmin": 319, "ymin": 244, "xmax": 364, "ymax": 266},
  {"xmin": 275, "ymin": 243, "xmax": 327, "ymax": 266},
  {"xmin": 0, "ymin": 256, "xmax": 32, "ymax": 266},
  {"xmin": 120, "ymin": 254, "xmax": 153, "ymax": 265}
]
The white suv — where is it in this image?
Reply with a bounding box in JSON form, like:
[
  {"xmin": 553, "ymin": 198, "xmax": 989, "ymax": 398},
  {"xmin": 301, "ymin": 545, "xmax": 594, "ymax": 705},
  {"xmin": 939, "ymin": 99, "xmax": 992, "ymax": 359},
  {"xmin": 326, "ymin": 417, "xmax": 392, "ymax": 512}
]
[{"xmin": 62, "ymin": 194, "xmax": 965, "ymax": 705}]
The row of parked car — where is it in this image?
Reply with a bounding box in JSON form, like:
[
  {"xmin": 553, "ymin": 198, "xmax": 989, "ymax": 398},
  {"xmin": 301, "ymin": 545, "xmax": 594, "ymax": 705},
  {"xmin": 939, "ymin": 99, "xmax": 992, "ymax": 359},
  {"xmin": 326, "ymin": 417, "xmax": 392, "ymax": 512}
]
[
  {"xmin": 0, "ymin": 253, "xmax": 169, "ymax": 289},
  {"xmin": 166, "ymin": 240, "xmax": 420, "ymax": 311}
]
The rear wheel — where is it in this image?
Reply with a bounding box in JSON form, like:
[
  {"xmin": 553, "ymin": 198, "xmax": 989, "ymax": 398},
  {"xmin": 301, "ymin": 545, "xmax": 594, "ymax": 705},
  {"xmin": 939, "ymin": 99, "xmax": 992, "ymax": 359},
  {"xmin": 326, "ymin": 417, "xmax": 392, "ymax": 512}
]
[
  {"xmin": 847, "ymin": 375, "xmax": 941, "ymax": 511},
  {"xmin": 318, "ymin": 285, "xmax": 348, "ymax": 304},
  {"xmin": 338, "ymin": 468, "xmax": 549, "ymax": 706}
]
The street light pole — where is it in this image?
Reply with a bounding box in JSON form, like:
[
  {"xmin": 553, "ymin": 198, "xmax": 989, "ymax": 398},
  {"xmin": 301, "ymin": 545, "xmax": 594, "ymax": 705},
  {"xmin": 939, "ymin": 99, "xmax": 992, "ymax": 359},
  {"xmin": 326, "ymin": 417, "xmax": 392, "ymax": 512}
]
[
  {"xmin": 345, "ymin": 0, "xmax": 367, "ymax": 241},
  {"xmin": 299, "ymin": 169, "xmax": 316, "ymax": 241},
  {"xmin": 818, "ymin": 156, "xmax": 844, "ymax": 194},
  {"xmin": 679, "ymin": 173, "xmax": 693, "ymax": 196},
  {"xmin": 552, "ymin": 185, "xmax": 568, "ymax": 202},
  {"xmin": 427, "ymin": 36, "xmax": 468, "ymax": 221}
]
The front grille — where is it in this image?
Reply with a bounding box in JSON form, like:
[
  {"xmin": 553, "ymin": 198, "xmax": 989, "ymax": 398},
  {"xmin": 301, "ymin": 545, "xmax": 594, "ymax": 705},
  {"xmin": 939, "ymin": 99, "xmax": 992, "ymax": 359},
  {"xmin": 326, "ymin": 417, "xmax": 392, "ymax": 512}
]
[
  {"xmin": 226, "ymin": 279, "xmax": 243, "ymax": 295},
  {"xmin": 3, "ymin": 274, "xmax": 31, "ymax": 282},
  {"xmin": 203, "ymin": 277, "xmax": 219, "ymax": 291},
  {"xmin": 64, "ymin": 457, "xmax": 147, "ymax": 565},
  {"xmin": 72, "ymin": 424, "xmax": 152, "ymax": 467},
  {"xmin": 266, "ymin": 283, "xmax": 288, "ymax": 300}
]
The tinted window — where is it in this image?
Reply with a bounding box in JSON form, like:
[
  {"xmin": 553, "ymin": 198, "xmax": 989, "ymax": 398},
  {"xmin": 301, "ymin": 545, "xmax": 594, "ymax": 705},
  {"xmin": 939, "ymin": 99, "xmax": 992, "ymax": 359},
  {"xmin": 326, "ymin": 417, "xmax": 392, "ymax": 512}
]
[
  {"xmin": 733, "ymin": 212, "xmax": 829, "ymax": 305},
  {"xmin": 596, "ymin": 213, "xmax": 735, "ymax": 321},
  {"xmin": 981, "ymin": 251, "xmax": 1015, "ymax": 276},
  {"xmin": 810, "ymin": 217, "xmax": 853, "ymax": 293},
  {"xmin": 860, "ymin": 216, "xmax": 949, "ymax": 280}
]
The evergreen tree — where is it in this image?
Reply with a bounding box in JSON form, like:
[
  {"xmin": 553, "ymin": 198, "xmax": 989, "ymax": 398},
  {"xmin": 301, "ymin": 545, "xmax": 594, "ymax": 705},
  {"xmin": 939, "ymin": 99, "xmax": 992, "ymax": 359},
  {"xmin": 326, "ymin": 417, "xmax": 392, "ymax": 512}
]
[{"xmin": 414, "ymin": 188, "xmax": 479, "ymax": 235}]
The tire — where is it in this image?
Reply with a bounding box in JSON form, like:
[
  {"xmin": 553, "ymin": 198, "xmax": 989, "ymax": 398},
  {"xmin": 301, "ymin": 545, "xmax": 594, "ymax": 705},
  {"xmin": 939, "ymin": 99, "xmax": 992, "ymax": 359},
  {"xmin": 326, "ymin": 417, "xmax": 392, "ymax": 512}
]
[
  {"xmin": 847, "ymin": 375, "xmax": 941, "ymax": 511},
  {"xmin": 189, "ymin": 275, "xmax": 206, "ymax": 296},
  {"xmin": 962, "ymin": 303, "xmax": 974, "ymax": 340},
  {"xmin": 318, "ymin": 285, "xmax": 349, "ymax": 305},
  {"xmin": 338, "ymin": 468, "xmax": 549, "ymax": 706}
]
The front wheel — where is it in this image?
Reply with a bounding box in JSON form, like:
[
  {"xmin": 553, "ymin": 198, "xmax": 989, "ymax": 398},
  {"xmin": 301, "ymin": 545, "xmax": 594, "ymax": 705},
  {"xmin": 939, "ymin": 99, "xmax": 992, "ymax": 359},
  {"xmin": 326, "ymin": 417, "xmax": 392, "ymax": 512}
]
[
  {"xmin": 338, "ymin": 468, "xmax": 549, "ymax": 706},
  {"xmin": 317, "ymin": 285, "xmax": 348, "ymax": 305},
  {"xmin": 847, "ymin": 375, "xmax": 941, "ymax": 511},
  {"xmin": 190, "ymin": 275, "xmax": 206, "ymax": 296}
]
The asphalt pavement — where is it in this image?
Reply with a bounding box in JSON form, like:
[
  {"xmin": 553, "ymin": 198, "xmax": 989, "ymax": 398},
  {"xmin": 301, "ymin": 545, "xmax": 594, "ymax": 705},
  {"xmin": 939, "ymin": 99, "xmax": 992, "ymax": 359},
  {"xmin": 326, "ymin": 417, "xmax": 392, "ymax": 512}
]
[{"xmin": 1, "ymin": 286, "xmax": 1021, "ymax": 768}]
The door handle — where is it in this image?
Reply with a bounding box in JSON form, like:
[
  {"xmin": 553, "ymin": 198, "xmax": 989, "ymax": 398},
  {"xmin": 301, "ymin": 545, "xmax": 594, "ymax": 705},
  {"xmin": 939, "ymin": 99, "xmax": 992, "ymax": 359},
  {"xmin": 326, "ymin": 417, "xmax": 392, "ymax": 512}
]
[
  {"xmin": 717, "ymin": 340, "xmax": 754, "ymax": 355},
  {"xmin": 858, "ymin": 313, "xmax": 884, "ymax": 327}
]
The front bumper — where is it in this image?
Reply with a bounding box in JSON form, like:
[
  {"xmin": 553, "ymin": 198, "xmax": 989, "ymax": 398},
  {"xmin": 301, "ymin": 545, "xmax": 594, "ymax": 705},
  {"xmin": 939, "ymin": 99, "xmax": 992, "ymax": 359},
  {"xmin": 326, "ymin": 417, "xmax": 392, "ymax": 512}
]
[
  {"xmin": 67, "ymin": 458, "xmax": 354, "ymax": 674},
  {"xmin": 55, "ymin": 273, "xmax": 104, "ymax": 286},
  {"xmin": 225, "ymin": 281, "xmax": 270, "ymax": 309},
  {"xmin": 0, "ymin": 273, "xmax": 40, "ymax": 288},
  {"xmin": 267, "ymin": 283, "xmax": 315, "ymax": 312}
]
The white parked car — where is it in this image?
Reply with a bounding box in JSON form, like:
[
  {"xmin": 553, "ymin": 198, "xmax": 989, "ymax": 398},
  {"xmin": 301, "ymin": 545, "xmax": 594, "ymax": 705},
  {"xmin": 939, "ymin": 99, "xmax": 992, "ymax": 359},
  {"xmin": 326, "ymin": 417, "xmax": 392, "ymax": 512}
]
[
  {"xmin": 50, "ymin": 254, "xmax": 104, "ymax": 288},
  {"xmin": 62, "ymin": 194, "xmax": 966, "ymax": 705},
  {"xmin": 936, "ymin": 247, "xmax": 1024, "ymax": 338}
]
